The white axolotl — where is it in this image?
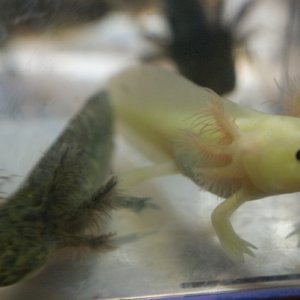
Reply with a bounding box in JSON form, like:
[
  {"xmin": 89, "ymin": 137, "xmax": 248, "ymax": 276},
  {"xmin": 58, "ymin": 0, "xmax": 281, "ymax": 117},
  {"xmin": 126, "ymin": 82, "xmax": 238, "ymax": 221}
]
[{"xmin": 108, "ymin": 65, "xmax": 300, "ymax": 261}]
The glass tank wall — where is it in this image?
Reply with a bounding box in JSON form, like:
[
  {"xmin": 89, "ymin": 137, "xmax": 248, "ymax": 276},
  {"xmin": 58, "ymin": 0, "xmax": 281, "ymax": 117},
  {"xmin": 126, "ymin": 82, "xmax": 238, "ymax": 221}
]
[{"xmin": 0, "ymin": 1, "xmax": 300, "ymax": 299}]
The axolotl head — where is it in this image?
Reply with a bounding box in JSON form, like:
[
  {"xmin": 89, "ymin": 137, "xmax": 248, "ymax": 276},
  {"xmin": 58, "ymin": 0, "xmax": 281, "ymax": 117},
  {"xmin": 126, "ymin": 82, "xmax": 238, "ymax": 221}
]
[{"xmin": 242, "ymin": 115, "xmax": 300, "ymax": 197}]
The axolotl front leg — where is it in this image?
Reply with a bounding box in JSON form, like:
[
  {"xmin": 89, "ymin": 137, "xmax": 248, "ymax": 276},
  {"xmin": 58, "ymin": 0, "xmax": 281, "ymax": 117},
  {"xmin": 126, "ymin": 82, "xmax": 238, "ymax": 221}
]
[{"xmin": 211, "ymin": 190, "xmax": 257, "ymax": 261}]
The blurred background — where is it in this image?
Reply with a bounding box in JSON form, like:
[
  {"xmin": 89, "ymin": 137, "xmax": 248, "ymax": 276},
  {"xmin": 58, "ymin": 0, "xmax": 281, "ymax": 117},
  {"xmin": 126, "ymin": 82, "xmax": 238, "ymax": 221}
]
[
  {"xmin": 1, "ymin": 1, "xmax": 300, "ymax": 299},
  {"xmin": 0, "ymin": 0, "xmax": 299, "ymax": 121}
]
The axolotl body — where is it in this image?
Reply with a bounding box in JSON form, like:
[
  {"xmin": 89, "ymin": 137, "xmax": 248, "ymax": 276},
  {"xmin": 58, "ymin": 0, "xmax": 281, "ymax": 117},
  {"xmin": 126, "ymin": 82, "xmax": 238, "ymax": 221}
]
[{"xmin": 108, "ymin": 66, "xmax": 300, "ymax": 261}]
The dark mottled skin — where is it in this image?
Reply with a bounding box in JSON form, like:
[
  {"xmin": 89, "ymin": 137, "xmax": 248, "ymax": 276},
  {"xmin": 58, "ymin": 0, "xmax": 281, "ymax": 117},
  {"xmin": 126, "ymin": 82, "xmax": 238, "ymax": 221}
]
[
  {"xmin": 0, "ymin": 92, "xmax": 131, "ymax": 286},
  {"xmin": 0, "ymin": 173, "xmax": 117, "ymax": 286},
  {"xmin": 164, "ymin": 0, "xmax": 235, "ymax": 94}
]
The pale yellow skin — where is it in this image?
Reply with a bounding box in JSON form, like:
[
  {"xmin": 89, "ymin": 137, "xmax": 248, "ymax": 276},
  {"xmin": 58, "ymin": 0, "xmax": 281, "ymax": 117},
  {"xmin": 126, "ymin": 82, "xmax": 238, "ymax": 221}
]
[{"xmin": 108, "ymin": 66, "xmax": 300, "ymax": 261}]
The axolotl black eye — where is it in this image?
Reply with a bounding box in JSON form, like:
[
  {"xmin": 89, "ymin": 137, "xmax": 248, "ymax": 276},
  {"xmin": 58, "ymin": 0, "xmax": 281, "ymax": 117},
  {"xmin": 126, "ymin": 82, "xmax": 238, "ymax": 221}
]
[{"xmin": 296, "ymin": 150, "xmax": 300, "ymax": 161}]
